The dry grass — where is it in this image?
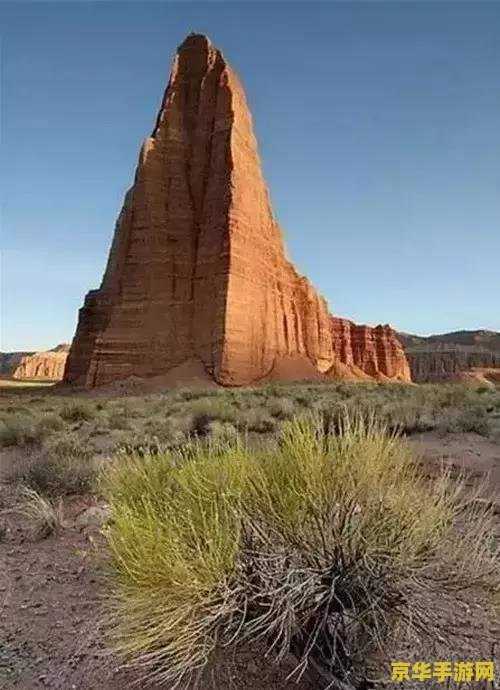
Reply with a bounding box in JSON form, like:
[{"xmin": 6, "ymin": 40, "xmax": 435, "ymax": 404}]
[
  {"xmin": 11, "ymin": 434, "xmax": 98, "ymax": 496},
  {"xmin": 101, "ymin": 413, "xmax": 499, "ymax": 688},
  {"xmin": 0, "ymin": 414, "xmax": 42, "ymax": 447},
  {"xmin": 17, "ymin": 486, "xmax": 65, "ymax": 539},
  {"xmin": 59, "ymin": 400, "xmax": 96, "ymax": 423},
  {"xmin": 1, "ymin": 382, "xmax": 498, "ymax": 457}
]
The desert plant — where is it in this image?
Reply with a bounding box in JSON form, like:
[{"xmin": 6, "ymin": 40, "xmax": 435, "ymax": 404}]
[
  {"xmin": 0, "ymin": 415, "xmax": 42, "ymax": 447},
  {"xmin": 106, "ymin": 409, "xmax": 131, "ymax": 430},
  {"xmin": 102, "ymin": 413, "xmax": 498, "ymax": 688},
  {"xmin": 183, "ymin": 397, "xmax": 237, "ymax": 436},
  {"xmin": 18, "ymin": 435, "xmax": 97, "ymax": 496},
  {"xmin": 45, "ymin": 432, "xmax": 93, "ymax": 459},
  {"xmin": 59, "ymin": 400, "xmax": 96, "ymax": 423},
  {"xmin": 18, "ymin": 486, "xmax": 65, "ymax": 539},
  {"xmin": 437, "ymin": 404, "xmax": 490, "ymax": 436},
  {"xmin": 235, "ymin": 407, "xmax": 276, "ymax": 433},
  {"xmin": 36, "ymin": 412, "xmax": 66, "ymax": 435},
  {"xmin": 19, "ymin": 454, "xmax": 97, "ymax": 497},
  {"xmin": 206, "ymin": 420, "xmax": 238, "ymax": 443},
  {"xmin": 266, "ymin": 396, "xmax": 297, "ymax": 420}
]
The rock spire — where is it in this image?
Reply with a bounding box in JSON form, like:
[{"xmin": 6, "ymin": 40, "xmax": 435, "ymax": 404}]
[{"xmin": 65, "ymin": 34, "xmax": 410, "ymax": 387}]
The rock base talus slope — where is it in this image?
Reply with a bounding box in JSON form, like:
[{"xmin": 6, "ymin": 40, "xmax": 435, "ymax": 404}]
[{"xmin": 65, "ymin": 34, "xmax": 410, "ymax": 388}]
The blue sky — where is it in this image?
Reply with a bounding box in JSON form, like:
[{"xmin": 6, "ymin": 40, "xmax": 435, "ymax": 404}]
[{"xmin": 1, "ymin": 1, "xmax": 499, "ymax": 351}]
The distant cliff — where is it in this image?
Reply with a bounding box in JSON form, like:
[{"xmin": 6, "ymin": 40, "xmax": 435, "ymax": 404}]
[
  {"xmin": 1, "ymin": 345, "xmax": 69, "ymax": 381},
  {"xmin": 398, "ymin": 330, "xmax": 500, "ymax": 383},
  {"xmin": 0, "ymin": 351, "xmax": 33, "ymax": 376}
]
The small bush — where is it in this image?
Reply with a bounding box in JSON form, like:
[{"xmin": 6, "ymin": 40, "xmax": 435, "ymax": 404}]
[
  {"xmin": 25, "ymin": 456, "xmax": 97, "ymax": 496},
  {"xmin": 206, "ymin": 420, "xmax": 238, "ymax": 443},
  {"xmin": 107, "ymin": 409, "xmax": 131, "ymax": 430},
  {"xmin": 18, "ymin": 436, "xmax": 97, "ymax": 496},
  {"xmin": 266, "ymin": 396, "xmax": 297, "ymax": 420},
  {"xmin": 185, "ymin": 398, "xmax": 237, "ymax": 436},
  {"xmin": 3, "ymin": 404, "xmax": 32, "ymax": 415},
  {"xmin": 0, "ymin": 415, "xmax": 42, "ymax": 447},
  {"xmin": 36, "ymin": 413, "xmax": 65, "ymax": 435},
  {"xmin": 235, "ymin": 407, "xmax": 276, "ymax": 433},
  {"xmin": 102, "ymin": 414, "xmax": 499, "ymax": 687},
  {"xmin": 437, "ymin": 404, "xmax": 490, "ymax": 436},
  {"xmin": 59, "ymin": 401, "xmax": 96, "ymax": 423},
  {"xmin": 18, "ymin": 487, "xmax": 64, "ymax": 539},
  {"xmin": 141, "ymin": 416, "xmax": 192, "ymax": 444},
  {"xmin": 46, "ymin": 432, "xmax": 92, "ymax": 459}
]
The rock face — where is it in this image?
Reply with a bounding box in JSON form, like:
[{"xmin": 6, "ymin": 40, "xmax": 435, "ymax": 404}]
[
  {"xmin": 405, "ymin": 350, "xmax": 500, "ymax": 383},
  {"xmin": 65, "ymin": 34, "xmax": 410, "ymax": 388},
  {"xmin": 10, "ymin": 345, "xmax": 69, "ymax": 381},
  {"xmin": 0, "ymin": 352, "xmax": 33, "ymax": 377},
  {"xmin": 399, "ymin": 331, "xmax": 500, "ymax": 383}
]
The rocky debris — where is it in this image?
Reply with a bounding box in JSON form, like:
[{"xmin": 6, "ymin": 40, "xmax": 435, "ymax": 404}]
[
  {"xmin": 11, "ymin": 345, "xmax": 69, "ymax": 381},
  {"xmin": 65, "ymin": 33, "xmax": 410, "ymax": 389}
]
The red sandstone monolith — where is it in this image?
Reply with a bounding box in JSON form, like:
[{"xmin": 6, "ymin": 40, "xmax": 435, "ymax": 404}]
[{"xmin": 64, "ymin": 34, "xmax": 410, "ymax": 387}]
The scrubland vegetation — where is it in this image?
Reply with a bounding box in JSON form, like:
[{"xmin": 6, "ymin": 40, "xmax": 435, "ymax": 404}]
[
  {"xmin": 1, "ymin": 381, "xmax": 499, "ymax": 464},
  {"xmin": 1, "ymin": 381, "xmax": 499, "ymax": 687},
  {"xmin": 101, "ymin": 414, "xmax": 498, "ymax": 687}
]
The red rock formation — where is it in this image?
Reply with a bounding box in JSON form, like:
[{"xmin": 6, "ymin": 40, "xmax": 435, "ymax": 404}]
[
  {"xmin": 330, "ymin": 318, "xmax": 410, "ymax": 381},
  {"xmin": 12, "ymin": 345, "xmax": 69, "ymax": 381},
  {"xmin": 65, "ymin": 34, "xmax": 410, "ymax": 388}
]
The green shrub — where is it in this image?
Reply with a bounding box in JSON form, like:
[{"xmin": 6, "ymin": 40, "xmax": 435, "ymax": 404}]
[
  {"xmin": 206, "ymin": 420, "xmax": 238, "ymax": 443},
  {"xmin": 437, "ymin": 404, "xmax": 490, "ymax": 436},
  {"xmin": 36, "ymin": 413, "xmax": 65, "ymax": 435},
  {"xmin": 21, "ymin": 455, "xmax": 97, "ymax": 497},
  {"xmin": 235, "ymin": 407, "xmax": 276, "ymax": 433},
  {"xmin": 59, "ymin": 401, "xmax": 96, "ymax": 423},
  {"xmin": 102, "ymin": 414, "xmax": 498, "ymax": 687},
  {"xmin": 173, "ymin": 388, "xmax": 223, "ymax": 403},
  {"xmin": 106, "ymin": 409, "xmax": 131, "ymax": 430},
  {"xmin": 142, "ymin": 415, "xmax": 192, "ymax": 444},
  {"xmin": 45, "ymin": 432, "xmax": 92, "ymax": 458},
  {"xmin": 4, "ymin": 404, "xmax": 32, "ymax": 415},
  {"xmin": 266, "ymin": 396, "xmax": 297, "ymax": 419},
  {"xmin": 0, "ymin": 415, "xmax": 42, "ymax": 447},
  {"xmin": 185, "ymin": 398, "xmax": 237, "ymax": 435},
  {"xmin": 17, "ymin": 435, "xmax": 97, "ymax": 496}
]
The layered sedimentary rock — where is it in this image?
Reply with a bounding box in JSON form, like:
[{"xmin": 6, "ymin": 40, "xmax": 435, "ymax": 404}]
[
  {"xmin": 12, "ymin": 345, "xmax": 69, "ymax": 381},
  {"xmin": 65, "ymin": 34, "xmax": 410, "ymax": 388},
  {"xmin": 0, "ymin": 352, "xmax": 32, "ymax": 376},
  {"xmin": 331, "ymin": 318, "xmax": 410, "ymax": 381},
  {"xmin": 398, "ymin": 331, "xmax": 500, "ymax": 383},
  {"xmin": 404, "ymin": 349, "xmax": 500, "ymax": 383}
]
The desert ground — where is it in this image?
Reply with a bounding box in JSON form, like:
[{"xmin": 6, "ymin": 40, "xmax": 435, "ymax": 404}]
[{"xmin": 0, "ymin": 379, "xmax": 499, "ymax": 690}]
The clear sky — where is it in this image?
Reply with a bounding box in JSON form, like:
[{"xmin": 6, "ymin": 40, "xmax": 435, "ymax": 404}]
[{"xmin": 1, "ymin": 1, "xmax": 499, "ymax": 351}]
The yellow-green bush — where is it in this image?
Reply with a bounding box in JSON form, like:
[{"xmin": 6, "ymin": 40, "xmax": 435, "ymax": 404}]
[{"xmin": 102, "ymin": 414, "xmax": 498, "ymax": 687}]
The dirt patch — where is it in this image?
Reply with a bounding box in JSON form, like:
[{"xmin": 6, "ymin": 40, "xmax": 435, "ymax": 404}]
[{"xmin": 409, "ymin": 431, "xmax": 500, "ymax": 504}]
